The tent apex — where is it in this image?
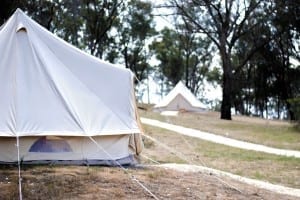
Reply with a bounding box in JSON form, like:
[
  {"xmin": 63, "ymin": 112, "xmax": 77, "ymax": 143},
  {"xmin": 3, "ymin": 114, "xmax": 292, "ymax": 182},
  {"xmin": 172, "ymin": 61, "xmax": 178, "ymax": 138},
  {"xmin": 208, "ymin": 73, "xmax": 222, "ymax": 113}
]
[
  {"xmin": 15, "ymin": 8, "xmax": 25, "ymax": 15},
  {"xmin": 16, "ymin": 8, "xmax": 24, "ymax": 12}
]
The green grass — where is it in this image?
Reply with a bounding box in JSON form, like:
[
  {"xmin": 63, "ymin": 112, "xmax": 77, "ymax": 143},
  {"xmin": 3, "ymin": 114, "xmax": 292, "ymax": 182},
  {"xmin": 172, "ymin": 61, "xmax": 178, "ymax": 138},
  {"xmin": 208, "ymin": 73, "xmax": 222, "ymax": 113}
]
[
  {"xmin": 141, "ymin": 124, "xmax": 300, "ymax": 189},
  {"xmin": 254, "ymin": 171, "xmax": 264, "ymax": 180},
  {"xmin": 139, "ymin": 108, "xmax": 300, "ymax": 187},
  {"xmin": 217, "ymin": 121, "xmax": 299, "ymax": 143},
  {"xmin": 139, "ymin": 109, "xmax": 300, "ymax": 150}
]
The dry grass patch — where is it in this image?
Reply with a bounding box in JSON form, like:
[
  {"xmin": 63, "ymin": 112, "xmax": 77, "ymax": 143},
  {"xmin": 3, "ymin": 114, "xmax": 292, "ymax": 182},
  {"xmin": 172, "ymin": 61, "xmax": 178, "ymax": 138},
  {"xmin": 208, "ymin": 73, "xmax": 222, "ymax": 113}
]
[
  {"xmin": 139, "ymin": 109, "xmax": 300, "ymax": 150},
  {"xmin": 0, "ymin": 165, "xmax": 298, "ymax": 200},
  {"xmin": 141, "ymin": 125, "xmax": 300, "ymax": 189}
]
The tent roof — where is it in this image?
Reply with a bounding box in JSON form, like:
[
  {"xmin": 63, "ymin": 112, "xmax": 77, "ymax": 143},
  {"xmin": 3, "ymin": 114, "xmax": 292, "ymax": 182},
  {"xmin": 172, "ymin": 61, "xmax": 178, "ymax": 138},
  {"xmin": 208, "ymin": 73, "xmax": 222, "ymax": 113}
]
[
  {"xmin": 0, "ymin": 9, "xmax": 141, "ymax": 137},
  {"xmin": 154, "ymin": 81, "xmax": 206, "ymax": 109}
]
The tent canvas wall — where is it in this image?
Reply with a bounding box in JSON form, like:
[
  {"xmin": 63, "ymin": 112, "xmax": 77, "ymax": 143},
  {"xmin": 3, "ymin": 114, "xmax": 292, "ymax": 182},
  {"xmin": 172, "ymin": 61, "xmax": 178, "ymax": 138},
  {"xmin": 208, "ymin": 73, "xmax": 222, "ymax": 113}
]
[
  {"xmin": 153, "ymin": 81, "xmax": 206, "ymax": 112},
  {"xmin": 0, "ymin": 9, "xmax": 143, "ymax": 165}
]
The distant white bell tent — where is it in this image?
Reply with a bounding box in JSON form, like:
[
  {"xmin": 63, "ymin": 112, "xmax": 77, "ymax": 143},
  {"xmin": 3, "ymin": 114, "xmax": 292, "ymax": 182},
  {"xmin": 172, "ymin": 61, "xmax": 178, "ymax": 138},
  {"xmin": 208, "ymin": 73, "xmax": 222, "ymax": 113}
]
[
  {"xmin": 0, "ymin": 9, "xmax": 143, "ymax": 165},
  {"xmin": 153, "ymin": 81, "xmax": 207, "ymax": 113}
]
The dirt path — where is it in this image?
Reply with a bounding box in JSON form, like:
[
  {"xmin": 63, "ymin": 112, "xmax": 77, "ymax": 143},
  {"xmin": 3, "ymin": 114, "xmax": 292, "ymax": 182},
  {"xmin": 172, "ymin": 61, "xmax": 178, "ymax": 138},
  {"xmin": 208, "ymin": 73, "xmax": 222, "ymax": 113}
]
[
  {"xmin": 141, "ymin": 117, "xmax": 300, "ymax": 158},
  {"xmin": 154, "ymin": 163, "xmax": 300, "ymax": 198}
]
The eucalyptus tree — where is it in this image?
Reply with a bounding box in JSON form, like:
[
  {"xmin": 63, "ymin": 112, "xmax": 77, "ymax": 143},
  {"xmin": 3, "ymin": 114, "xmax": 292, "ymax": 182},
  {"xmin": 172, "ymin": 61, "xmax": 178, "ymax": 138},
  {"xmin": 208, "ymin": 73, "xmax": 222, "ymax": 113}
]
[
  {"xmin": 53, "ymin": 0, "xmax": 83, "ymax": 47},
  {"xmin": 150, "ymin": 26, "xmax": 215, "ymax": 97},
  {"xmin": 81, "ymin": 0, "xmax": 125, "ymax": 59},
  {"xmin": 270, "ymin": 0, "xmax": 300, "ymax": 119},
  {"xmin": 176, "ymin": 22, "xmax": 215, "ymax": 95},
  {"xmin": 150, "ymin": 28, "xmax": 184, "ymax": 87},
  {"xmin": 171, "ymin": 0, "xmax": 272, "ymax": 120},
  {"xmin": 117, "ymin": 0, "xmax": 156, "ymax": 83},
  {"xmin": 235, "ymin": 0, "xmax": 300, "ymax": 119},
  {"xmin": 229, "ymin": 16, "xmax": 273, "ymax": 116},
  {"xmin": 24, "ymin": 0, "xmax": 58, "ymax": 31}
]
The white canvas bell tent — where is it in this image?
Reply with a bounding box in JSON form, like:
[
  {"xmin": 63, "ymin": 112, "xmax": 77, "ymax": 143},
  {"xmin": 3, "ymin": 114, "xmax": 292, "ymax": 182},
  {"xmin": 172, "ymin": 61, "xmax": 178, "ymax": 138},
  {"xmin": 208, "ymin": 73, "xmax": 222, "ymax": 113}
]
[
  {"xmin": 153, "ymin": 81, "xmax": 206, "ymax": 112},
  {"xmin": 0, "ymin": 9, "xmax": 143, "ymax": 165}
]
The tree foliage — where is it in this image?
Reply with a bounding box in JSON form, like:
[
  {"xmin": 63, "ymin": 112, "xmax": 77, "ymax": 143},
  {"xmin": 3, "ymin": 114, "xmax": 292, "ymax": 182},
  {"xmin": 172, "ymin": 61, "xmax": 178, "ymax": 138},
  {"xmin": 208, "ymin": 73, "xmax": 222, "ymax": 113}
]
[
  {"xmin": 150, "ymin": 26, "xmax": 217, "ymax": 96},
  {"xmin": 117, "ymin": 0, "xmax": 156, "ymax": 83},
  {"xmin": 150, "ymin": 28, "xmax": 184, "ymax": 86},
  {"xmin": 232, "ymin": 0, "xmax": 300, "ymax": 119},
  {"xmin": 80, "ymin": 0, "xmax": 124, "ymax": 59}
]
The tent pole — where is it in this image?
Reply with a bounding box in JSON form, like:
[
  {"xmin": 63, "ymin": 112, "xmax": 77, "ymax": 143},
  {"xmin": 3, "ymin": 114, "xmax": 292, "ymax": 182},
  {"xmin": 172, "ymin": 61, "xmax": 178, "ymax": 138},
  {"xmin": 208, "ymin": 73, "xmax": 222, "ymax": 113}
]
[{"xmin": 16, "ymin": 136, "xmax": 23, "ymax": 200}]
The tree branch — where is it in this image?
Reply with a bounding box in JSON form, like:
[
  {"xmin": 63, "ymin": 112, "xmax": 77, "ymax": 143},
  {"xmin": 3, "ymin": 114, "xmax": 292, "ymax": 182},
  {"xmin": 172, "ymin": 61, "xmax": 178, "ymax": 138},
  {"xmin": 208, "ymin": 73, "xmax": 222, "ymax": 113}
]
[
  {"xmin": 230, "ymin": 0, "xmax": 263, "ymax": 48},
  {"xmin": 173, "ymin": 0, "xmax": 220, "ymax": 49}
]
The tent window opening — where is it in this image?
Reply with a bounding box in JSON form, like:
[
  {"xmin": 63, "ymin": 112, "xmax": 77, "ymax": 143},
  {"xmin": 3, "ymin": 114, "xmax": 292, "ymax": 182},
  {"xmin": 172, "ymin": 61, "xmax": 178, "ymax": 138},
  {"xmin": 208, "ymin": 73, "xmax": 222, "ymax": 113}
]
[
  {"xmin": 16, "ymin": 27, "xmax": 27, "ymax": 32},
  {"xmin": 29, "ymin": 136, "xmax": 72, "ymax": 153}
]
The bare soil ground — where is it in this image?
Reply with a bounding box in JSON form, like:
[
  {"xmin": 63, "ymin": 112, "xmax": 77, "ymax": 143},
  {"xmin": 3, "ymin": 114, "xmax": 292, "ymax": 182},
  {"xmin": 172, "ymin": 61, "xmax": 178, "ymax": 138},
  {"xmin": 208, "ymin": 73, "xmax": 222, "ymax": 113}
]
[{"xmin": 0, "ymin": 165, "xmax": 298, "ymax": 200}]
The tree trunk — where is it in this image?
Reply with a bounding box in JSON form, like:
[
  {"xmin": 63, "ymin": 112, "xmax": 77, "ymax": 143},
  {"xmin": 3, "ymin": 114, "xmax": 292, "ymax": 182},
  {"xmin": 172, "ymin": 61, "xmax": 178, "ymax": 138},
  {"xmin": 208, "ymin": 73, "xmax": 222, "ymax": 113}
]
[
  {"xmin": 221, "ymin": 66, "xmax": 232, "ymax": 120},
  {"xmin": 220, "ymin": 35, "xmax": 232, "ymax": 120},
  {"xmin": 287, "ymin": 101, "xmax": 295, "ymax": 120}
]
